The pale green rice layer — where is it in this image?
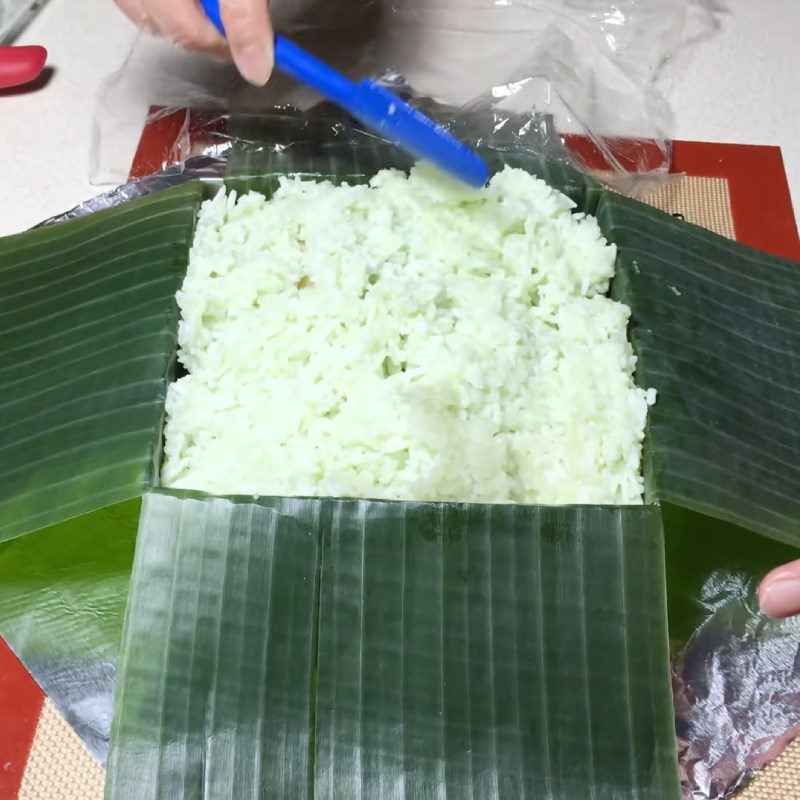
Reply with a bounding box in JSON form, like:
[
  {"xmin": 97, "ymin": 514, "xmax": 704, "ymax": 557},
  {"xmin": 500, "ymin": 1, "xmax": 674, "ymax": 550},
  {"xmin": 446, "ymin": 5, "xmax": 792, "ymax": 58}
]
[{"xmin": 162, "ymin": 165, "xmax": 654, "ymax": 505}]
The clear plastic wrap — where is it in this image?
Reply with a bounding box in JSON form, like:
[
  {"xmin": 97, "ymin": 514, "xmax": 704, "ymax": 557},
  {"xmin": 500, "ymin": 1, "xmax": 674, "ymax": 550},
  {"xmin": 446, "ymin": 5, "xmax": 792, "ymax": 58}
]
[{"xmin": 91, "ymin": 0, "xmax": 724, "ymax": 192}]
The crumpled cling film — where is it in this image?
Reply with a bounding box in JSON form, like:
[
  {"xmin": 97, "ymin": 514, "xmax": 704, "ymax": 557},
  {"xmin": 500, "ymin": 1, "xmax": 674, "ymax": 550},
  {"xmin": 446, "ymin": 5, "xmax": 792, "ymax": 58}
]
[{"xmin": 91, "ymin": 0, "xmax": 725, "ymax": 194}]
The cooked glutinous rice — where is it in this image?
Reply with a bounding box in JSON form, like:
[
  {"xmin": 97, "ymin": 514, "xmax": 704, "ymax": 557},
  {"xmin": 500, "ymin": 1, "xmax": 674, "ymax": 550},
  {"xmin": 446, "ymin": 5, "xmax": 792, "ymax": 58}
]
[{"xmin": 161, "ymin": 164, "xmax": 655, "ymax": 504}]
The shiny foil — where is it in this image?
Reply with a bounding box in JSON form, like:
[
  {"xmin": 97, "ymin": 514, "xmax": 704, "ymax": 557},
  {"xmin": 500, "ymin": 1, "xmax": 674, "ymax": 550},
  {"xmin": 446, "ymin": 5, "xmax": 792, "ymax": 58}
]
[{"xmin": 674, "ymin": 573, "xmax": 800, "ymax": 798}]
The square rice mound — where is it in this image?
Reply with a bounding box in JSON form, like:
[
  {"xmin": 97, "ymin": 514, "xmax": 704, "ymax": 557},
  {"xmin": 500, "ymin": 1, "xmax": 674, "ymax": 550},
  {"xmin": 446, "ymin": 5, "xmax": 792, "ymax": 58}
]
[{"xmin": 162, "ymin": 165, "xmax": 654, "ymax": 505}]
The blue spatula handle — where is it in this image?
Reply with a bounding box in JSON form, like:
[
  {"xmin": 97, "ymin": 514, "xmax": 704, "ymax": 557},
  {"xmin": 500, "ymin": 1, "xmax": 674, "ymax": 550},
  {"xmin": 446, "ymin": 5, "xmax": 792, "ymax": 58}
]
[{"xmin": 198, "ymin": 0, "xmax": 489, "ymax": 187}]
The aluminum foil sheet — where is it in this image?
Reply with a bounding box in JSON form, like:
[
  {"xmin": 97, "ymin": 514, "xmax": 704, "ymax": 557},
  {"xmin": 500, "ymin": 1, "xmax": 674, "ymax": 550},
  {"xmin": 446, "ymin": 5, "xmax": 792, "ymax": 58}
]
[
  {"xmin": 34, "ymin": 155, "xmax": 227, "ymax": 229},
  {"xmin": 674, "ymin": 572, "xmax": 800, "ymax": 798}
]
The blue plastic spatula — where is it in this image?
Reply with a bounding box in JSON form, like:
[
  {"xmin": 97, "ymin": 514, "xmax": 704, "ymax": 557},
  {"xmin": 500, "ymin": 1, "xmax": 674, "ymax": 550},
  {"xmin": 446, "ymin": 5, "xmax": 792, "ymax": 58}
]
[{"xmin": 199, "ymin": 0, "xmax": 489, "ymax": 187}]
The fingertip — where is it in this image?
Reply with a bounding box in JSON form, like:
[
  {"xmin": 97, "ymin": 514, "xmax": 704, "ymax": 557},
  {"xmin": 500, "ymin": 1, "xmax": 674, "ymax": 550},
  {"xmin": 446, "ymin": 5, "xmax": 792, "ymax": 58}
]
[
  {"xmin": 761, "ymin": 558, "xmax": 800, "ymax": 586},
  {"xmin": 220, "ymin": 0, "xmax": 274, "ymax": 86},
  {"xmin": 759, "ymin": 564, "xmax": 800, "ymax": 619},
  {"xmin": 231, "ymin": 43, "xmax": 272, "ymax": 86}
]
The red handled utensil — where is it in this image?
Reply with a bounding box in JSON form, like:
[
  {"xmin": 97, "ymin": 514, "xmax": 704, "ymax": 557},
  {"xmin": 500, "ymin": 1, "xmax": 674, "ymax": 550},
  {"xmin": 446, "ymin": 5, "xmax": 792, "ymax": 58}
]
[{"xmin": 0, "ymin": 45, "xmax": 47, "ymax": 89}]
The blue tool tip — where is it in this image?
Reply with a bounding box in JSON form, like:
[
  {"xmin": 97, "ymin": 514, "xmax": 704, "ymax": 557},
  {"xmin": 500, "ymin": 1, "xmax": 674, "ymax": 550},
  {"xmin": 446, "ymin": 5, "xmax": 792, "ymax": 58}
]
[
  {"xmin": 200, "ymin": 0, "xmax": 489, "ymax": 188},
  {"xmin": 446, "ymin": 149, "xmax": 490, "ymax": 188},
  {"xmin": 357, "ymin": 83, "xmax": 489, "ymax": 188}
]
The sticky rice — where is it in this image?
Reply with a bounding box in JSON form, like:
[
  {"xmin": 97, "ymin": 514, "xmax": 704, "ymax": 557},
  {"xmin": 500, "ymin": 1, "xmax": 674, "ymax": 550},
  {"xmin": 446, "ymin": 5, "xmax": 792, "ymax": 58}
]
[{"xmin": 161, "ymin": 165, "xmax": 655, "ymax": 505}]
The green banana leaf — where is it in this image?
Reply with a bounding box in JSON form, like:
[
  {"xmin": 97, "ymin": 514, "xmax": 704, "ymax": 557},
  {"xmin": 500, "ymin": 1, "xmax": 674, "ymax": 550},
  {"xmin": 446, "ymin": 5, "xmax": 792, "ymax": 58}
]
[
  {"xmin": 662, "ymin": 502, "xmax": 799, "ymax": 653},
  {"xmin": 315, "ymin": 501, "xmax": 676, "ymax": 800},
  {"xmin": 600, "ymin": 192, "xmax": 800, "ymax": 546},
  {"xmin": 0, "ymin": 500, "xmax": 140, "ymax": 759},
  {"xmin": 105, "ymin": 491, "xmax": 678, "ymax": 800},
  {"xmin": 0, "ymin": 183, "xmax": 206, "ymax": 759},
  {"xmin": 224, "ymin": 112, "xmax": 600, "ymax": 210},
  {"xmin": 0, "ymin": 182, "xmax": 204, "ymax": 543},
  {"xmin": 105, "ymin": 491, "xmax": 321, "ymax": 800},
  {"xmin": 102, "ymin": 152, "xmax": 799, "ymax": 798}
]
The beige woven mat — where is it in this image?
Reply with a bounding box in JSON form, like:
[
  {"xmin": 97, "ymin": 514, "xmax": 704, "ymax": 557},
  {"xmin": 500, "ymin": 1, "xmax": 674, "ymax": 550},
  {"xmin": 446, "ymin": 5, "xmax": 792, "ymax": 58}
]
[
  {"xmin": 16, "ymin": 176, "xmax": 794, "ymax": 800},
  {"xmin": 18, "ymin": 700, "xmax": 104, "ymax": 800},
  {"xmin": 640, "ymin": 175, "xmax": 737, "ymax": 240},
  {"xmin": 738, "ymin": 740, "xmax": 800, "ymax": 799}
]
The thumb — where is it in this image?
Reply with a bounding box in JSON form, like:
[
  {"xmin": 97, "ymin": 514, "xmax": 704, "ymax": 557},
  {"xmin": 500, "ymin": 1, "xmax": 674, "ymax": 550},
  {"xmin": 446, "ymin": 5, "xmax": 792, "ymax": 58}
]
[
  {"xmin": 220, "ymin": 0, "xmax": 273, "ymax": 86},
  {"xmin": 758, "ymin": 558, "xmax": 800, "ymax": 618}
]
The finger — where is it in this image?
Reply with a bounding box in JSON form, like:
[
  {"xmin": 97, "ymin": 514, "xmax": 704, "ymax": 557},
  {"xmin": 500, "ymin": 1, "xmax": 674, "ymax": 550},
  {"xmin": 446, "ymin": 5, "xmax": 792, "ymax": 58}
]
[
  {"xmin": 113, "ymin": 0, "xmax": 157, "ymax": 33},
  {"xmin": 220, "ymin": 0, "xmax": 274, "ymax": 87},
  {"xmin": 758, "ymin": 558, "xmax": 800, "ymax": 618},
  {"xmin": 146, "ymin": 0, "xmax": 227, "ymax": 54}
]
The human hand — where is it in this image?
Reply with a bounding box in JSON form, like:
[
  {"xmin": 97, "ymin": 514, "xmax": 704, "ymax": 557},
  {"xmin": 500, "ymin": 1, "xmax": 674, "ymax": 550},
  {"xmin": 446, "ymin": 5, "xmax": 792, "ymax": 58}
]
[
  {"xmin": 114, "ymin": 0, "xmax": 273, "ymax": 86},
  {"xmin": 759, "ymin": 559, "xmax": 800, "ymax": 618}
]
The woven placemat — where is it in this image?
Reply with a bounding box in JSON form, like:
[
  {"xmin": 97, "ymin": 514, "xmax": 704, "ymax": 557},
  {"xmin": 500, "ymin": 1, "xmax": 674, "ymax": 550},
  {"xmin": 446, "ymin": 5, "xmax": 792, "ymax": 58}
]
[
  {"xmin": 14, "ymin": 174, "xmax": 795, "ymax": 800},
  {"xmin": 17, "ymin": 700, "xmax": 104, "ymax": 800},
  {"xmin": 640, "ymin": 175, "xmax": 737, "ymax": 240},
  {"xmin": 737, "ymin": 739, "xmax": 800, "ymax": 799}
]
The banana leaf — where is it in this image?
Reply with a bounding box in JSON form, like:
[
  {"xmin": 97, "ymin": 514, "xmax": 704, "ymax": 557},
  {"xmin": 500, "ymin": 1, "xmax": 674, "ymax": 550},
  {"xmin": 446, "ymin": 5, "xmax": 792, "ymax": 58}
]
[
  {"xmin": 224, "ymin": 111, "xmax": 599, "ymax": 210},
  {"xmin": 105, "ymin": 491, "xmax": 321, "ymax": 800},
  {"xmin": 600, "ymin": 192, "xmax": 800, "ymax": 546},
  {"xmin": 105, "ymin": 491, "xmax": 678, "ymax": 800},
  {"xmin": 103, "ymin": 158, "xmax": 800, "ymax": 798},
  {"xmin": 662, "ymin": 502, "xmax": 800, "ymax": 654},
  {"xmin": 0, "ymin": 500, "xmax": 140, "ymax": 760},
  {"xmin": 315, "ymin": 501, "xmax": 677, "ymax": 800},
  {"xmin": 0, "ymin": 182, "xmax": 204, "ymax": 543},
  {"xmin": 0, "ymin": 183, "xmax": 205, "ymax": 760}
]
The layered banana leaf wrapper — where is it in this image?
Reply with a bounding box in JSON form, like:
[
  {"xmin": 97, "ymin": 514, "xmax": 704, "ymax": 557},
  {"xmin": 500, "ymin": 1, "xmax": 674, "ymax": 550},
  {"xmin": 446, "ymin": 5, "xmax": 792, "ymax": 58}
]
[{"xmin": 1, "ymin": 111, "xmax": 799, "ymax": 800}]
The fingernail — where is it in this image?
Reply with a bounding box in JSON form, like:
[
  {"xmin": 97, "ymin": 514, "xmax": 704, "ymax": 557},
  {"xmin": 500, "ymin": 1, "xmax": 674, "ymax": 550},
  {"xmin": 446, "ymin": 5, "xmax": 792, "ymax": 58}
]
[
  {"xmin": 234, "ymin": 43, "xmax": 272, "ymax": 87},
  {"xmin": 759, "ymin": 577, "xmax": 800, "ymax": 618}
]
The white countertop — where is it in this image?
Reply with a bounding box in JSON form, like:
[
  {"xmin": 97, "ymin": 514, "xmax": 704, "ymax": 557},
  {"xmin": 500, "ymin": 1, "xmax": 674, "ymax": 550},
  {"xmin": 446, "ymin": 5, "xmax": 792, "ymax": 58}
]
[{"xmin": 1, "ymin": 0, "xmax": 798, "ymax": 238}]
